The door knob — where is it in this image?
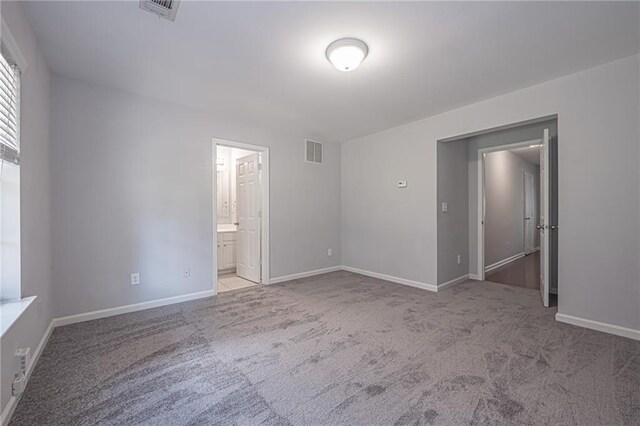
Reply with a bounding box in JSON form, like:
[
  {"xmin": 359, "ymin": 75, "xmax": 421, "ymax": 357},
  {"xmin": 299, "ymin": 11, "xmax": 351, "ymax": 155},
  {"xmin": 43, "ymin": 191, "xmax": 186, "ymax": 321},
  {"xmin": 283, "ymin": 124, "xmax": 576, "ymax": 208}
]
[
  {"xmin": 536, "ymin": 225, "xmax": 543, "ymax": 230},
  {"xmin": 550, "ymin": 225, "xmax": 558, "ymax": 230},
  {"xmin": 525, "ymin": 217, "xmax": 531, "ymax": 220},
  {"xmin": 234, "ymin": 222, "xmax": 239, "ymax": 226}
]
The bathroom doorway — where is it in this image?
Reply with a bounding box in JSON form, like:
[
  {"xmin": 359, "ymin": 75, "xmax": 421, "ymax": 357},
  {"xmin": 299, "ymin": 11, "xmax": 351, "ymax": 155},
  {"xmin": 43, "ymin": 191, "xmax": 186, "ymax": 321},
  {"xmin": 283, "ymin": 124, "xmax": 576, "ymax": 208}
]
[{"xmin": 213, "ymin": 138, "xmax": 270, "ymax": 293}]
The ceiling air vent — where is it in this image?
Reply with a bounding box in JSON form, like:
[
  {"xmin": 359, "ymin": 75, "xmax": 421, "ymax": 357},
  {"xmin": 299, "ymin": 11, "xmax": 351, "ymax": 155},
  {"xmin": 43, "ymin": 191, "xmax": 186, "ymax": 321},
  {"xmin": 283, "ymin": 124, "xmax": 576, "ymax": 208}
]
[
  {"xmin": 305, "ymin": 140, "xmax": 323, "ymax": 165},
  {"xmin": 139, "ymin": 0, "xmax": 180, "ymax": 21}
]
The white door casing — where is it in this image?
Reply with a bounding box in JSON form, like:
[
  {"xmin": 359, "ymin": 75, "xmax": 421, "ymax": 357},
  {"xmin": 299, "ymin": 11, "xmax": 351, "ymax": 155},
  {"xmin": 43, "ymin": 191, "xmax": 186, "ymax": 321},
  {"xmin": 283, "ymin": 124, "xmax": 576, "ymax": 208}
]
[
  {"xmin": 236, "ymin": 153, "xmax": 261, "ymax": 283},
  {"xmin": 524, "ymin": 171, "xmax": 535, "ymax": 254},
  {"xmin": 539, "ymin": 128, "xmax": 550, "ymax": 307}
]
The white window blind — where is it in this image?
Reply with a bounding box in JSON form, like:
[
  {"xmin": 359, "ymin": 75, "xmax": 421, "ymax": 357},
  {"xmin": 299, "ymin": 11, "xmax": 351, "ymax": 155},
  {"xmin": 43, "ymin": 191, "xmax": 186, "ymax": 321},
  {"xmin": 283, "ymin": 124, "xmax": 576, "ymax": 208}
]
[{"xmin": 0, "ymin": 43, "xmax": 19, "ymax": 166}]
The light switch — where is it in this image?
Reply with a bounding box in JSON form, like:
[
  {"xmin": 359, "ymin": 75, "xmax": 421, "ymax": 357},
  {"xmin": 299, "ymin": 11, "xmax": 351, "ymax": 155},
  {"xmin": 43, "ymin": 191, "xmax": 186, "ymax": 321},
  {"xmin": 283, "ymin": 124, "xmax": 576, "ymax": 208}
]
[
  {"xmin": 441, "ymin": 202, "xmax": 448, "ymax": 212},
  {"xmin": 397, "ymin": 180, "xmax": 407, "ymax": 188}
]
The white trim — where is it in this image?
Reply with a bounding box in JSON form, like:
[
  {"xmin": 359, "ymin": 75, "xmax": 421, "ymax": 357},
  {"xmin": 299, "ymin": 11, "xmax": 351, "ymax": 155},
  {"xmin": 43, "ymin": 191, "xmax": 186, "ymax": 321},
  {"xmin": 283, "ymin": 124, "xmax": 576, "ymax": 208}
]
[
  {"xmin": 556, "ymin": 313, "xmax": 640, "ymax": 341},
  {"xmin": 484, "ymin": 252, "xmax": 525, "ymax": 274},
  {"xmin": 477, "ymin": 148, "xmax": 485, "ymax": 280},
  {"xmin": 267, "ymin": 266, "xmax": 342, "ymax": 284},
  {"xmin": 477, "ymin": 138, "xmax": 542, "ymax": 281},
  {"xmin": 469, "ymin": 273, "xmax": 481, "ymax": 280},
  {"xmin": 341, "ymin": 266, "xmax": 438, "ymax": 292},
  {"xmin": 0, "ymin": 296, "xmax": 36, "ymax": 337},
  {"xmin": 1, "ymin": 319, "xmax": 54, "ymax": 426},
  {"xmin": 53, "ymin": 290, "xmax": 215, "ymax": 327},
  {"xmin": 213, "ymin": 138, "xmax": 270, "ymax": 291},
  {"xmin": 437, "ymin": 274, "xmax": 470, "ymax": 291}
]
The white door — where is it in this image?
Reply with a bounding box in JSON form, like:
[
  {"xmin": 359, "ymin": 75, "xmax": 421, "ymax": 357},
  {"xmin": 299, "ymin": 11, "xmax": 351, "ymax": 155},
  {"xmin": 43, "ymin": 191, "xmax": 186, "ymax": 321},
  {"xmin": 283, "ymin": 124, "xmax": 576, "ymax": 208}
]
[
  {"xmin": 524, "ymin": 171, "xmax": 535, "ymax": 254},
  {"xmin": 539, "ymin": 129, "xmax": 550, "ymax": 307},
  {"xmin": 236, "ymin": 153, "xmax": 261, "ymax": 283}
]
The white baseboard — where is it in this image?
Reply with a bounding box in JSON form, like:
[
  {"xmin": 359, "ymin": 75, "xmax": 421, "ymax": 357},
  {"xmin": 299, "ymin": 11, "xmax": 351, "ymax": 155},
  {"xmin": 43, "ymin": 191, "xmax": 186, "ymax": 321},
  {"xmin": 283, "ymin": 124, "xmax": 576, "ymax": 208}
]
[
  {"xmin": 1, "ymin": 319, "xmax": 55, "ymax": 426},
  {"xmin": 53, "ymin": 289, "xmax": 216, "ymax": 327},
  {"xmin": 469, "ymin": 273, "xmax": 481, "ymax": 280},
  {"xmin": 341, "ymin": 266, "xmax": 438, "ymax": 292},
  {"xmin": 485, "ymin": 252, "xmax": 525, "ymax": 274},
  {"xmin": 556, "ymin": 313, "xmax": 640, "ymax": 341},
  {"xmin": 437, "ymin": 274, "xmax": 470, "ymax": 291},
  {"xmin": 267, "ymin": 266, "xmax": 342, "ymax": 284}
]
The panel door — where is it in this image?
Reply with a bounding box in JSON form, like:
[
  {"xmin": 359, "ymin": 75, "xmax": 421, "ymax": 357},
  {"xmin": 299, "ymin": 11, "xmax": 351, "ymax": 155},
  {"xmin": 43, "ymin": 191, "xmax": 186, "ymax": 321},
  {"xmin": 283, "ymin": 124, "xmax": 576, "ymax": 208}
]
[{"xmin": 236, "ymin": 153, "xmax": 261, "ymax": 283}]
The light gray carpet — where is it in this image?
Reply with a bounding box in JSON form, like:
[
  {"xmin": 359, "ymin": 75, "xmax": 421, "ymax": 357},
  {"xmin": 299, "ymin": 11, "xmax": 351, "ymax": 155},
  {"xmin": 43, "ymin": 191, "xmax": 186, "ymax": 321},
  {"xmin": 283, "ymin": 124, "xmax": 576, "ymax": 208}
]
[{"xmin": 10, "ymin": 271, "xmax": 639, "ymax": 425}]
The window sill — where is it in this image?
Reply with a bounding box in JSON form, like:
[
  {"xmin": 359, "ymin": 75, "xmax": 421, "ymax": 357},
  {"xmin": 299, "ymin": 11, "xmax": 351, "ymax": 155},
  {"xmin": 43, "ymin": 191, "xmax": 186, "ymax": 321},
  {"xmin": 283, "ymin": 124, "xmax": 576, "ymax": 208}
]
[{"xmin": 0, "ymin": 296, "xmax": 37, "ymax": 337}]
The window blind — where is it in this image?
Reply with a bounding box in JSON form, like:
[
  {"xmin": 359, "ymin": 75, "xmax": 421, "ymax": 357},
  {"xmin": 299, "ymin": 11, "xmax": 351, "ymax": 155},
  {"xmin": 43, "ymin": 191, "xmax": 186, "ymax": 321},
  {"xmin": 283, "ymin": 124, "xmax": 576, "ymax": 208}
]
[{"xmin": 0, "ymin": 43, "xmax": 19, "ymax": 165}]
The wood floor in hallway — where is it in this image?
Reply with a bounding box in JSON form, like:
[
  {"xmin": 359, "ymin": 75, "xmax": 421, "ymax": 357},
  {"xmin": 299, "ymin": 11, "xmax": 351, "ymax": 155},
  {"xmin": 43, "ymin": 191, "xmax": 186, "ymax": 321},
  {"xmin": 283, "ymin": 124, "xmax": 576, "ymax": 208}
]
[{"xmin": 485, "ymin": 251, "xmax": 540, "ymax": 290}]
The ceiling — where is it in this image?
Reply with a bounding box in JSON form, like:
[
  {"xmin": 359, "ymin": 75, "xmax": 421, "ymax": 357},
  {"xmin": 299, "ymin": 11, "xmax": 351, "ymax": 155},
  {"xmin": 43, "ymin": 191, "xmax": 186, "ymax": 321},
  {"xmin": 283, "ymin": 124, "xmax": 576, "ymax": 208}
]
[
  {"xmin": 23, "ymin": 1, "xmax": 640, "ymax": 142},
  {"xmin": 510, "ymin": 146, "xmax": 540, "ymax": 165}
]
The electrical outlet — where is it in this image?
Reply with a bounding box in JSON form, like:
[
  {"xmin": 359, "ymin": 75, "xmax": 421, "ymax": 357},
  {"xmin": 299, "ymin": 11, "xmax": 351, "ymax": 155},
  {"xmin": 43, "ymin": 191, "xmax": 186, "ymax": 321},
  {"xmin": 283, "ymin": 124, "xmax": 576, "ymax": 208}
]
[
  {"xmin": 441, "ymin": 202, "xmax": 448, "ymax": 212},
  {"xmin": 327, "ymin": 249, "xmax": 332, "ymax": 257},
  {"xmin": 457, "ymin": 254, "xmax": 462, "ymax": 265},
  {"xmin": 183, "ymin": 267, "xmax": 191, "ymax": 278},
  {"xmin": 15, "ymin": 348, "xmax": 30, "ymax": 374},
  {"xmin": 130, "ymin": 273, "xmax": 140, "ymax": 286}
]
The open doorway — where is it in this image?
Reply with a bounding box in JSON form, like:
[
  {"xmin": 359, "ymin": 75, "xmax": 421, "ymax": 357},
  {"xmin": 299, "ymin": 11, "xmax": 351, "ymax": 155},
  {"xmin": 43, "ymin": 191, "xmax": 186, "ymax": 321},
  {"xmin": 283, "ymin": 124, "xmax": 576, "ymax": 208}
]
[
  {"xmin": 213, "ymin": 138, "xmax": 269, "ymax": 293},
  {"xmin": 477, "ymin": 128, "xmax": 558, "ymax": 306},
  {"xmin": 436, "ymin": 118, "xmax": 558, "ymax": 307},
  {"xmin": 480, "ymin": 141, "xmax": 541, "ymax": 292}
]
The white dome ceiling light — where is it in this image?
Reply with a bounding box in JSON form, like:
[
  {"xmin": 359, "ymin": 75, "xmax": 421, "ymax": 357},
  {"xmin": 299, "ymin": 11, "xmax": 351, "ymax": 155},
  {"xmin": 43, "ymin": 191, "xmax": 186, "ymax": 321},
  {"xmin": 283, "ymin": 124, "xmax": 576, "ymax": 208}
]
[{"xmin": 325, "ymin": 38, "xmax": 368, "ymax": 72}]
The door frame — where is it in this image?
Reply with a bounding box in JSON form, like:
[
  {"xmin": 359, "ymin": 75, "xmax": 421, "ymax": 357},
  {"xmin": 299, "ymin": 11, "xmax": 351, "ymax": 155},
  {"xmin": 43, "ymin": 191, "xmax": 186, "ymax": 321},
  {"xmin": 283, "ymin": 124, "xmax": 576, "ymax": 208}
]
[
  {"xmin": 476, "ymin": 139, "xmax": 541, "ymax": 281},
  {"xmin": 213, "ymin": 138, "xmax": 270, "ymax": 294}
]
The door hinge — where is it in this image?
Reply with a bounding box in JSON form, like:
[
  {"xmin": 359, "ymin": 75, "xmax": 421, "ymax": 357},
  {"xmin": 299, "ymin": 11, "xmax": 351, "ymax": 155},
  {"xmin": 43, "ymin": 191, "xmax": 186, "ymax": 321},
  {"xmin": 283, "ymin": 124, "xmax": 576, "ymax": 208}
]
[{"xmin": 258, "ymin": 163, "xmax": 262, "ymax": 170}]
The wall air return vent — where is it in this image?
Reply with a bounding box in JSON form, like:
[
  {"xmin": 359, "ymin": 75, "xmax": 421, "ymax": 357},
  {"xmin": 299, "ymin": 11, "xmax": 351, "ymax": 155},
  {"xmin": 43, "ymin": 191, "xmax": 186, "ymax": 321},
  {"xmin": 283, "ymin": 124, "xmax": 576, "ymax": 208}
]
[
  {"xmin": 139, "ymin": 0, "xmax": 180, "ymax": 21},
  {"xmin": 305, "ymin": 140, "xmax": 323, "ymax": 165}
]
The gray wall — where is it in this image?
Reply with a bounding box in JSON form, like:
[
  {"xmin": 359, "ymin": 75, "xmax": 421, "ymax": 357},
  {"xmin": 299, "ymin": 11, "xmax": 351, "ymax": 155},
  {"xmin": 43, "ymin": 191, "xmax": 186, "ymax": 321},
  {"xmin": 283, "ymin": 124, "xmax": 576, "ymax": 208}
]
[
  {"xmin": 467, "ymin": 120, "xmax": 557, "ymax": 276},
  {"xmin": 436, "ymin": 139, "xmax": 469, "ymax": 284},
  {"xmin": 0, "ymin": 0, "xmax": 52, "ymax": 415},
  {"xmin": 50, "ymin": 75, "xmax": 342, "ymax": 318},
  {"xmin": 483, "ymin": 150, "xmax": 539, "ymax": 267},
  {"xmin": 343, "ymin": 55, "xmax": 639, "ymax": 331}
]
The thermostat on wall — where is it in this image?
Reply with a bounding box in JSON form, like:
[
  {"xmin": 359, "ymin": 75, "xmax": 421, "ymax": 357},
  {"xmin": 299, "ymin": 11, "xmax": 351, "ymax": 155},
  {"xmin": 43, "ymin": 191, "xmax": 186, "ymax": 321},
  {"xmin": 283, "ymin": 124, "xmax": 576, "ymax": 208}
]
[{"xmin": 397, "ymin": 180, "xmax": 407, "ymax": 188}]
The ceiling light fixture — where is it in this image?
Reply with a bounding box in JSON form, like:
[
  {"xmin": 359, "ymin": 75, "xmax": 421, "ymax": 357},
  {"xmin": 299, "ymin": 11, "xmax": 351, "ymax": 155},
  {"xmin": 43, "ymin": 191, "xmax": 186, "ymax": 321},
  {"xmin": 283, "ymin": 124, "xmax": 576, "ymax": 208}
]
[{"xmin": 326, "ymin": 38, "xmax": 368, "ymax": 72}]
